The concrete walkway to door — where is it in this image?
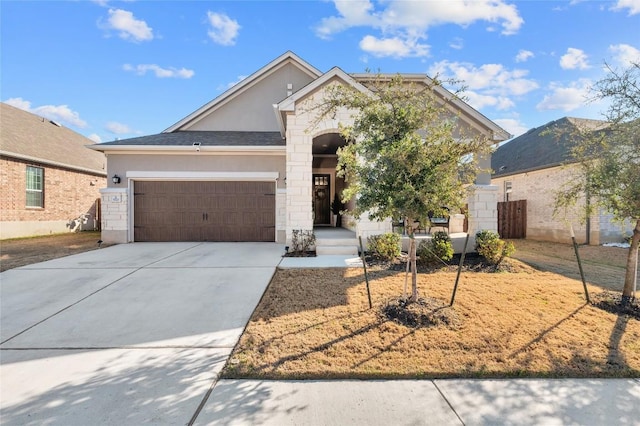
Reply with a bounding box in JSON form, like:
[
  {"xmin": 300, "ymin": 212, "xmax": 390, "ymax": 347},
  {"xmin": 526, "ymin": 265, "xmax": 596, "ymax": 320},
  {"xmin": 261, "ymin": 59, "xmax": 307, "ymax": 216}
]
[{"xmin": 0, "ymin": 242, "xmax": 283, "ymax": 425}]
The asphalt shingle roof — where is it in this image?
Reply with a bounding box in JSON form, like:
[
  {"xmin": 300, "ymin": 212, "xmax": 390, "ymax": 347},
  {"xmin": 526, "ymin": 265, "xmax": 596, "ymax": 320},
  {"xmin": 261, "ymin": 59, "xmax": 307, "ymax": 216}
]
[
  {"xmin": 491, "ymin": 117, "xmax": 609, "ymax": 178},
  {"xmin": 97, "ymin": 131, "xmax": 285, "ymax": 147},
  {"xmin": 0, "ymin": 103, "xmax": 106, "ymax": 174}
]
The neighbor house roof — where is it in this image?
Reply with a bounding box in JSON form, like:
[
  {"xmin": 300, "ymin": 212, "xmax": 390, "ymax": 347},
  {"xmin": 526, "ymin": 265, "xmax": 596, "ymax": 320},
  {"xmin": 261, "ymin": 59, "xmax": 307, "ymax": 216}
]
[
  {"xmin": 491, "ymin": 117, "xmax": 609, "ymax": 178},
  {"xmin": 0, "ymin": 102, "xmax": 106, "ymax": 175}
]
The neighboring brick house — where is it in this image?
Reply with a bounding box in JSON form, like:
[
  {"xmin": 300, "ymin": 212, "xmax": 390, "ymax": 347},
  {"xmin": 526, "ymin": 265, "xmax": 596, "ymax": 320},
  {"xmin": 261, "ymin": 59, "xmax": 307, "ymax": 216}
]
[
  {"xmin": 90, "ymin": 51, "xmax": 509, "ymax": 245},
  {"xmin": 0, "ymin": 102, "xmax": 107, "ymax": 239},
  {"xmin": 491, "ymin": 117, "xmax": 634, "ymax": 245}
]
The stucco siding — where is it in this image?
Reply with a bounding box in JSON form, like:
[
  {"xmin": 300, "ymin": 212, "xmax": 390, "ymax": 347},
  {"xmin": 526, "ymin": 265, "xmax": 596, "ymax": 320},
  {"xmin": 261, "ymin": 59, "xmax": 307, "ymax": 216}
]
[
  {"xmin": 106, "ymin": 153, "xmax": 286, "ymax": 189},
  {"xmin": 184, "ymin": 63, "xmax": 316, "ymax": 132}
]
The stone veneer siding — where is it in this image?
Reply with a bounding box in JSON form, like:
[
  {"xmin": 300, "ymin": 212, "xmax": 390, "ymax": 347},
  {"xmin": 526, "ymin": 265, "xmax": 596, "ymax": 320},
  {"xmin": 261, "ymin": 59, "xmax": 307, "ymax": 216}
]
[
  {"xmin": 283, "ymin": 85, "xmax": 499, "ymax": 244},
  {"xmin": 99, "ymin": 187, "xmax": 128, "ymax": 243}
]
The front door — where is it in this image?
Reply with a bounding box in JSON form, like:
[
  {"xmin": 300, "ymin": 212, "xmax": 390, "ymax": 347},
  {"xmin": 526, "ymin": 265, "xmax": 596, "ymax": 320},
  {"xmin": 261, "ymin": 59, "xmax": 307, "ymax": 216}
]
[{"xmin": 313, "ymin": 174, "xmax": 330, "ymax": 225}]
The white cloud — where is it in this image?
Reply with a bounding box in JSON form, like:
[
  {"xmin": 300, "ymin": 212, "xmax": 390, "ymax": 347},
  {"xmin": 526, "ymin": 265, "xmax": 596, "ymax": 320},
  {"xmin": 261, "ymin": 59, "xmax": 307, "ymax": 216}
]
[
  {"xmin": 5, "ymin": 97, "xmax": 88, "ymax": 128},
  {"xmin": 493, "ymin": 118, "xmax": 529, "ymax": 138},
  {"xmin": 88, "ymin": 133, "xmax": 103, "ymax": 143},
  {"xmin": 4, "ymin": 97, "xmax": 31, "ymax": 110},
  {"xmin": 560, "ymin": 47, "xmax": 590, "ymax": 70},
  {"xmin": 105, "ymin": 121, "xmax": 133, "ymax": 134},
  {"xmin": 536, "ymin": 79, "xmax": 591, "ymax": 111},
  {"xmin": 428, "ymin": 60, "xmax": 538, "ymax": 111},
  {"xmin": 612, "ymin": 0, "xmax": 640, "ymax": 15},
  {"xmin": 315, "ymin": 1, "xmax": 377, "ymax": 39},
  {"xmin": 359, "ymin": 35, "xmax": 429, "ymax": 58},
  {"xmin": 102, "ymin": 8, "xmax": 153, "ymax": 42},
  {"xmin": 449, "ymin": 37, "xmax": 464, "ymax": 50},
  {"xmin": 217, "ymin": 75, "xmax": 248, "ymax": 91},
  {"xmin": 465, "ymin": 92, "xmax": 515, "ymax": 110},
  {"xmin": 515, "ymin": 49, "xmax": 534, "ymax": 63},
  {"xmin": 315, "ymin": 0, "xmax": 523, "ymax": 58},
  {"xmin": 318, "ymin": 0, "xmax": 523, "ymax": 36},
  {"xmin": 207, "ymin": 12, "xmax": 240, "ymax": 46},
  {"xmin": 123, "ymin": 64, "xmax": 195, "ymax": 79},
  {"xmin": 609, "ymin": 43, "xmax": 640, "ymax": 66}
]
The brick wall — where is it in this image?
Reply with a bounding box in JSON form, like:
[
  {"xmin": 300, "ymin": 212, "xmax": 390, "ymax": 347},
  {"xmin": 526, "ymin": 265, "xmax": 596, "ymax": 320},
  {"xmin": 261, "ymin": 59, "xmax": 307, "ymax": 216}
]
[
  {"xmin": 492, "ymin": 165, "xmax": 610, "ymax": 244},
  {"xmin": 1, "ymin": 156, "xmax": 105, "ymax": 237}
]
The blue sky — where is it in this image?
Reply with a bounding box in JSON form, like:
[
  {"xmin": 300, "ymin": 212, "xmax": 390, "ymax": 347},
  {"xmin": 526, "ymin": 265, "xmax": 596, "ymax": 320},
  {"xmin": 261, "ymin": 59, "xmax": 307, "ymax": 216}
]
[{"xmin": 2, "ymin": 0, "xmax": 639, "ymax": 143}]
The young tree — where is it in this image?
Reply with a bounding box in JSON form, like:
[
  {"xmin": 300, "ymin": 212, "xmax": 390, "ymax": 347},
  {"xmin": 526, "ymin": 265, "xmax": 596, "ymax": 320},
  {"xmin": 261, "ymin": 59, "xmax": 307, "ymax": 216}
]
[
  {"xmin": 556, "ymin": 62, "xmax": 640, "ymax": 306},
  {"xmin": 316, "ymin": 74, "xmax": 493, "ymax": 302}
]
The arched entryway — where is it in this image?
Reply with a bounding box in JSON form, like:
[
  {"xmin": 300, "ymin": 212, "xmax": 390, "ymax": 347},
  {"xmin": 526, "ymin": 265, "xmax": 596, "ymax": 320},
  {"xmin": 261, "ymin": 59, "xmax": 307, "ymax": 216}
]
[{"xmin": 312, "ymin": 132, "xmax": 347, "ymax": 227}]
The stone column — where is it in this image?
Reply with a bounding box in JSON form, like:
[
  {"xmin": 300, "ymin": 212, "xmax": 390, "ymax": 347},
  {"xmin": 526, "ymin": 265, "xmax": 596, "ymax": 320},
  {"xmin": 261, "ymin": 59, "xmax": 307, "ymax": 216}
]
[
  {"xmin": 99, "ymin": 187, "xmax": 128, "ymax": 243},
  {"xmin": 467, "ymin": 184, "xmax": 498, "ymax": 235},
  {"xmin": 285, "ymin": 117, "xmax": 313, "ymax": 244}
]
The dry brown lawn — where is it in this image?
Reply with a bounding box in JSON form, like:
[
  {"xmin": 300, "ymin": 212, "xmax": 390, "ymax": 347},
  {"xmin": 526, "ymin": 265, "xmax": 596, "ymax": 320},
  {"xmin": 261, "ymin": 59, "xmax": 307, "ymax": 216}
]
[
  {"xmin": 224, "ymin": 262, "xmax": 640, "ymax": 379},
  {"xmin": 0, "ymin": 231, "xmax": 107, "ymax": 272}
]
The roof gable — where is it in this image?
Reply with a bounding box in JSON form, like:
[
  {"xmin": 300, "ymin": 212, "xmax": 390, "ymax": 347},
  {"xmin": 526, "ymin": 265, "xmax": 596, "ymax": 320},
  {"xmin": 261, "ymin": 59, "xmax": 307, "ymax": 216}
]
[
  {"xmin": 277, "ymin": 66, "xmax": 370, "ymax": 113},
  {"xmin": 165, "ymin": 51, "xmax": 322, "ymax": 133},
  {"xmin": 0, "ymin": 103, "xmax": 106, "ymax": 175},
  {"xmin": 275, "ymin": 69, "xmax": 510, "ymax": 142}
]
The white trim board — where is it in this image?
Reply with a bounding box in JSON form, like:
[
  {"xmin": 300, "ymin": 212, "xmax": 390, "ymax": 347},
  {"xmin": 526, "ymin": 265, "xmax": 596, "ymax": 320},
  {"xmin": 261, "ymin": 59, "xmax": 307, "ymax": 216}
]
[{"xmin": 126, "ymin": 171, "xmax": 280, "ymax": 181}]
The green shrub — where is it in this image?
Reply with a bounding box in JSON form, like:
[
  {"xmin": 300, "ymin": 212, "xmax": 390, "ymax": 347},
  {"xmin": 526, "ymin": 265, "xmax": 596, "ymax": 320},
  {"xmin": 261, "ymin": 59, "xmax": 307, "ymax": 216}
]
[
  {"xmin": 417, "ymin": 231, "xmax": 454, "ymax": 264},
  {"xmin": 368, "ymin": 232, "xmax": 401, "ymax": 261},
  {"xmin": 475, "ymin": 230, "xmax": 515, "ymax": 266}
]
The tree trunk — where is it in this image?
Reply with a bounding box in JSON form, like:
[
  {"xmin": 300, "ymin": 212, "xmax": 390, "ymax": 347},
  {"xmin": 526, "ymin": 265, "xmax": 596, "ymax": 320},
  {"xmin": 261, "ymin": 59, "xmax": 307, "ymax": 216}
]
[
  {"xmin": 410, "ymin": 236, "xmax": 418, "ymax": 301},
  {"xmin": 621, "ymin": 218, "xmax": 640, "ymax": 306},
  {"xmin": 406, "ymin": 217, "xmax": 419, "ymax": 302}
]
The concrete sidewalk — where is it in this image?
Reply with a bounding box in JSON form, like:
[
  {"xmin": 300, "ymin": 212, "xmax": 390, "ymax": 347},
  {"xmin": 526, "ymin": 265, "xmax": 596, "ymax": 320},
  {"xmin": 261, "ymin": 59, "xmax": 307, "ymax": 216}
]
[{"xmin": 196, "ymin": 378, "xmax": 640, "ymax": 425}]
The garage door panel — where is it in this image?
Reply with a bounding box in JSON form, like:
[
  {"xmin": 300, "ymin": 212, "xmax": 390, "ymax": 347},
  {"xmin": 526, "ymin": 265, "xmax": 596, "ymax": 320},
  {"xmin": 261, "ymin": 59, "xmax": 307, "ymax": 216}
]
[{"xmin": 134, "ymin": 181, "xmax": 275, "ymax": 242}]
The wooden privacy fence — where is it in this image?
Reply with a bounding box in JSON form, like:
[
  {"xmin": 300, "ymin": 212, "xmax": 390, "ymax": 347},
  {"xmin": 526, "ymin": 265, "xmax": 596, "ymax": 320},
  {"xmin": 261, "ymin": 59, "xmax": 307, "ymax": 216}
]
[{"xmin": 498, "ymin": 200, "xmax": 527, "ymax": 239}]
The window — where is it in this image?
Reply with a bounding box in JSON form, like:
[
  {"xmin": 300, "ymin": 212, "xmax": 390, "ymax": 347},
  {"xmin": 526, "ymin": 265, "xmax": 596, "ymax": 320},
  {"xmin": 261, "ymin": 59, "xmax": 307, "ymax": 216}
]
[
  {"xmin": 26, "ymin": 166, "xmax": 44, "ymax": 207},
  {"xmin": 314, "ymin": 176, "xmax": 328, "ymax": 186},
  {"xmin": 504, "ymin": 181, "xmax": 512, "ymax": 202}
]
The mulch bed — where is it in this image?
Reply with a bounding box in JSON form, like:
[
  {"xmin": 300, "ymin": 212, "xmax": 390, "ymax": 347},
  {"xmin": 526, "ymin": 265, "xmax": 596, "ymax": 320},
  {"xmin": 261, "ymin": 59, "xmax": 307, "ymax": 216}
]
[
  {"xmin": 381, "ymin": 296, "xmax": 461, "ymax": 329},
  {"xmin": 364, "ymin": 252, "xmax": 517, "ymax": 273},
  {"xmin": 592, "ymin": 291, "xmax": 640, "ymax": 320}
]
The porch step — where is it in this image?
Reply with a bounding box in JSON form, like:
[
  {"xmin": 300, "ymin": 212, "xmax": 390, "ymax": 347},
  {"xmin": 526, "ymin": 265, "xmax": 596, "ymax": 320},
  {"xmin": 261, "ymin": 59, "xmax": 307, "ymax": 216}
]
[
  {"xmin": 316, "ymin": 245, "xmax": 359, "ymax": 256},
  {"xmin": 315, "ymin": 237, "xmax": 358, "ymax": 246},
  {"xmin": 315, "ymin": 237, "xmax": 359, "ymax": 256}
]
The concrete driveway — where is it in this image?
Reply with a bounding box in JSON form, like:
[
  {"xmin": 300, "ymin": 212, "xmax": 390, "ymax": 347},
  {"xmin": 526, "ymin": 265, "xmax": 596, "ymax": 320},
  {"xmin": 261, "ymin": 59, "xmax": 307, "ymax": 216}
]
[{"xmin": 0, "ymin": 242, "xmax": 283, "ymax": 425}]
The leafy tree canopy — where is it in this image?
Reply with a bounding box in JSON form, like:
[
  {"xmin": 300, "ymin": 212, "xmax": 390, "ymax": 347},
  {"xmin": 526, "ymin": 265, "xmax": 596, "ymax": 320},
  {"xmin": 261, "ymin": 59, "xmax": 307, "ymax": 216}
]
[
  {"xmin": 314, "ymin": 74, "xmax": 494, "ymax": 301},
  {"xmin": 555, "ymin": 61, "xmax": 639, "ymax": 305},
  {"xmin": 316, "ymin": 74, "xmax": 493, "ymax": 227}
]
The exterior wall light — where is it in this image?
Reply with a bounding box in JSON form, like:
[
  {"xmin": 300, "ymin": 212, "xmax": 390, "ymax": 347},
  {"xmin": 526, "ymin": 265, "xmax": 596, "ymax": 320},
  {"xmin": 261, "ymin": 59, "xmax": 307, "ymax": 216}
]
[{"xmin": 112, "ymin": 174, "xmax": 121, "ymax": 184}]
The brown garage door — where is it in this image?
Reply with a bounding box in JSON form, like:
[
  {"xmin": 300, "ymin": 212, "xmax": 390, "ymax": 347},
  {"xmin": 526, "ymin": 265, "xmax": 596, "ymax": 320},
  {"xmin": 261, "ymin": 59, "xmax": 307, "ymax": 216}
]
[{"xmin": 134, "ymin": 181, "xmax": 275, "ymax": 242}]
